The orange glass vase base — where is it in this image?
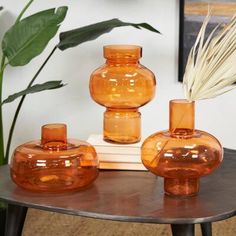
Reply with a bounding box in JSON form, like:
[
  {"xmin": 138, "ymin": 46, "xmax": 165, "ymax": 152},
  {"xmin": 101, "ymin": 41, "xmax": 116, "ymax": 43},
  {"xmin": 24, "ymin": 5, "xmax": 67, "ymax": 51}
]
[
  {"xmin": 104, "ymin": 108, "xmax": 141, "ymax": 144},
  {"xmin": 11, "ymin": 124, "xmax": 99, "ymax": 193},
  {"xmin": 164, "ymin": 178, "xmax": 199, "ymax": 197}
]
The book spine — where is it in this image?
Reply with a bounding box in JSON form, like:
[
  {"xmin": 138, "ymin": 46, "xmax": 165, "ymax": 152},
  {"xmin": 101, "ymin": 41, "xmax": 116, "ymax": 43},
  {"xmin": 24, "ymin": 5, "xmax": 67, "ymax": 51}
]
[
  {"xmin": 97, "ymin": 154, "xmax": 142, "ymax": 163},
  {"xmin": 99, "ymin": 162, "xmax": 147, "ymax": 171},
  {"xmin": 94, "ymin": 146, "xmax": 141, "ymax": 155}
]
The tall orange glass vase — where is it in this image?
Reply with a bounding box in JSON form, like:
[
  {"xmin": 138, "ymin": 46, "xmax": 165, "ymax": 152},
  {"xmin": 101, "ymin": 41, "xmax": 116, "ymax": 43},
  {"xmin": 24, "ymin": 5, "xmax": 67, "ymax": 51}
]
[
  {"xmin": 90, "ymin": 45, "xmax": 156, "ymax": 144},
  {"xmin": 10, "ymin": 124, "xmax": 99, "ymax": 192},
  {"xmin": 141, "ymin": 99, "xmax": 223, "ymax": 197}
]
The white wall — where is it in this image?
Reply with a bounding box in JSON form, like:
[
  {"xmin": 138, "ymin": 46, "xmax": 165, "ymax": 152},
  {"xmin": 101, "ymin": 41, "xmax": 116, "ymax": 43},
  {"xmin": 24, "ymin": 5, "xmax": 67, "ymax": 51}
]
[{"xmin": 1, "ymin": 0, "xmax": 236, "ymax": 157}]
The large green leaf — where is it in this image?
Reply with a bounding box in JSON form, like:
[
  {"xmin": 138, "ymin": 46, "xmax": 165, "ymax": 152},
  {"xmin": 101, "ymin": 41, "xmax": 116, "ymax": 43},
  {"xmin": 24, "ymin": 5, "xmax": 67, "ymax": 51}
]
[
  {"xmin": 2, "ymin": 80, "xmax": 65, "ymax": 105},
  {"xmin": 58, "ymin": 18, "xmax": 160, "ymax": 50},
  {"xmin": 2, "ymin": 6, "xmax": 68, "ymax": 66}
]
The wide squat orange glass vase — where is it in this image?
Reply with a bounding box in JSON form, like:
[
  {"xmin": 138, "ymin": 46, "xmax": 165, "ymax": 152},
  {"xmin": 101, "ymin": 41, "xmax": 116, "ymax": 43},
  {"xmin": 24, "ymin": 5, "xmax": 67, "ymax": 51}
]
[
  {"xmin": 90, "ymin": 45, "xmax": 156, "ymax": 144},
  {"xmin": 141, "ymin": 99, "xmax": 223, "ymax": 197},
  {"xmin": 10, "ymin": 124, "xmax": 99, "ymax": 192}
]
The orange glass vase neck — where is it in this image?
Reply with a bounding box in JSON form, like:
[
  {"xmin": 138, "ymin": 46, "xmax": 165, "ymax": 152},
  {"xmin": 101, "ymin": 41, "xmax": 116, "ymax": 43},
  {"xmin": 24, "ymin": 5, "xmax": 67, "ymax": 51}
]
[
  {"xmin": 169, "ymin": 99, "xmax": 195, "ymax": 136},
  {"xmin": 90, "ymin": 45, "xmax": 156, "ymax": 144},
  {"xmin": 41, "ymin": 124, "xmax": 67, "ymax": 150}
]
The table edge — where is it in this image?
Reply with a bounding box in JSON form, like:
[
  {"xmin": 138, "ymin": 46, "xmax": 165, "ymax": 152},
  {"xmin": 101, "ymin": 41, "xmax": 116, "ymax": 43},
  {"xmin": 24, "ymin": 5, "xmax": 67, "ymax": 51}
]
[
  {"xmin": 1, "ymin": 198, "xmax": 235, "ymax": 224},
  {"xmin": 1, "ymin": 148, "xmax": 236, "ymax": 224}
]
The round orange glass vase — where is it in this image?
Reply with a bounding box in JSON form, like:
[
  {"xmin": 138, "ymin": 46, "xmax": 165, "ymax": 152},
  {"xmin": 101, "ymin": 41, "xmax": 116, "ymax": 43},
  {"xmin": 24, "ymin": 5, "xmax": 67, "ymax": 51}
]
[
  {"xmin": 141, "ymin": 99, "xmax": 223, "ymax": 197},
  {"xmin": 90, "ymin": 45, "xmax": 156, "ymax": 144},
  {"xmin": 10, "ymin": 124, "xmax": 99, "ymax": 192}
]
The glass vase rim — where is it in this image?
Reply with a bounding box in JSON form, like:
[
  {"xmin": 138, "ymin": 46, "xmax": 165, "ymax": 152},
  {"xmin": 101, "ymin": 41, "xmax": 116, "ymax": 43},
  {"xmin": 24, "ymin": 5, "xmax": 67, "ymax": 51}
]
[
  {"xmin": 42, "ymin": 123, "xmax": 67, "ymax": 129},
  {"xmin": 170, "ymin": 99, "xmax": 195, "ymax": 105},
  {"xmin": 103, "ymin": 44, "xmax": 142, "ymax": 50},
  {"xmin": 103, "ymin": 44, "xmax": 142, "ymax": 59}
]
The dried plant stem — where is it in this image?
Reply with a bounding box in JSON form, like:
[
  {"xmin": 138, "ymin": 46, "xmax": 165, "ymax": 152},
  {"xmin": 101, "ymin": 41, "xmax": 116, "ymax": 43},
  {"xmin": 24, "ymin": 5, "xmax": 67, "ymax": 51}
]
[{"xmin": 183, "ymin": 14, "xmax": 236, "ymax": 101}]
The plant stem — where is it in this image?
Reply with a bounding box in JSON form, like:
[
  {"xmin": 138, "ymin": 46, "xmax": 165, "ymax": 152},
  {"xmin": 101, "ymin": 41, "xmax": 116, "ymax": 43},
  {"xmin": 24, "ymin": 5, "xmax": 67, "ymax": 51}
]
[
  {"xmin": 0, "ymin": 0, "xmax": 35, "ymax": 165},
  {"xmin": 4, "ymin": 46, "xmax": 58, "ymax": 162},
  {"xmin": 15, "ymin": 0, "xmax": 34, "ymax": 24},
  {"xmin": 0, "ymin": 57, "xmax": 6, "ymax": 165}
]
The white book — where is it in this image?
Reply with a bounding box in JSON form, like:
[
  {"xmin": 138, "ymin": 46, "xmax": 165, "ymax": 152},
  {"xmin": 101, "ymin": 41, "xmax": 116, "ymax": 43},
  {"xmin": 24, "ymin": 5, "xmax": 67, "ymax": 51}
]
[
  {"xmin": 97, "ymin": 153, "xmax": 142, "ymax": 163},
  {"xmin": 99, "ymin": 161, "xmax": 147, "ymax": 171},
  {"xmin": 94, "ymin": 146, "xmax": 141, "ymax": 155},
  {"xmin": 87, "ymin": 134, "xmax": 144, "ymax": 155}
]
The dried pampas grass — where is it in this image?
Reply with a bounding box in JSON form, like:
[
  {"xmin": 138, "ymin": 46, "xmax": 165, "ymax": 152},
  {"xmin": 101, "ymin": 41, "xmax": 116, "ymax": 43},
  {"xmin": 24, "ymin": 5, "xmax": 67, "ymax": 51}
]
[{"xmin": 183, "ymin": 14, "xmax": 236, "ymax": 101}]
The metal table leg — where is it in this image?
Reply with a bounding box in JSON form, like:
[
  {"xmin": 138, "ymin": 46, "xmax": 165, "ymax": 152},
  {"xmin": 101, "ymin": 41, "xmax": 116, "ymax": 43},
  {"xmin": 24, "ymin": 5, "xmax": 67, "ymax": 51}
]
[
  {"xmin": 0, "ymin": 207, "xmax": 7, "ymax": 236},
  {"xmin": 171, "ymin": 224, "xmax": 195, "ymax": 236},
  {"xmin": 201, "ymin": 222, "xmax": 212, "ymax": 236},
  {"xmin": 5, "ymin": 204, "xmax": 28, "ymax": 236}
]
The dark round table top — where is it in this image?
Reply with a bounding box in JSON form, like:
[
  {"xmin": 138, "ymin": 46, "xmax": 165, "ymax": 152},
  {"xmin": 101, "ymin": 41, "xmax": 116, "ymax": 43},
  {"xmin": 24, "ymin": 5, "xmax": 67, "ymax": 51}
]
[{"xmin": 0, "ymin": 148, "xmax": 235, "ymax": 224}]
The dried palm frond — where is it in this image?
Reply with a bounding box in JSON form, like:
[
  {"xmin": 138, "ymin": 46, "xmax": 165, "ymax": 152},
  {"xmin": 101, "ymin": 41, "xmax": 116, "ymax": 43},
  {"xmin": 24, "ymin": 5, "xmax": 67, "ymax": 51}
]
[{"xmin": 183, "ymin": 14, "xmax": 236, "ymax": 101}]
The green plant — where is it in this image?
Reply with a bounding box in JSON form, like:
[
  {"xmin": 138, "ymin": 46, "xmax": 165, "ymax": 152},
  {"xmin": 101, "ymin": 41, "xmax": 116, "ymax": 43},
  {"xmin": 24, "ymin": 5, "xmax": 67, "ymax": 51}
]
[{"xmin": 0, "ymin": 0, "xmax": 160, "ymax": 167}]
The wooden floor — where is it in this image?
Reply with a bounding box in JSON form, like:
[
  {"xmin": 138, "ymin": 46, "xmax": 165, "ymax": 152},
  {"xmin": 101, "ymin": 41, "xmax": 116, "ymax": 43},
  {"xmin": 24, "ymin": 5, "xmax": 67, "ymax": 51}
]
[{"xmin": 185, "ymin": 3, "xmax": 236, "ymax": 16}]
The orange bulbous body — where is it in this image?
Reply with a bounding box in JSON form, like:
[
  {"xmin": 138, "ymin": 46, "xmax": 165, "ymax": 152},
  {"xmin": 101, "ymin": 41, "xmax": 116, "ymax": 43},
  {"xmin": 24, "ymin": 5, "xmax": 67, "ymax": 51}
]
[
  {"xmin": 141, "ymin": 100, "xmax": 223, "ymax": 197},
  {"xmin": 10, "ymin": 124, "xmax": 99, "ymax": 192},
  {"xmin": 90, "ymin": 45, "xmax": 156, "ymax": 144}
]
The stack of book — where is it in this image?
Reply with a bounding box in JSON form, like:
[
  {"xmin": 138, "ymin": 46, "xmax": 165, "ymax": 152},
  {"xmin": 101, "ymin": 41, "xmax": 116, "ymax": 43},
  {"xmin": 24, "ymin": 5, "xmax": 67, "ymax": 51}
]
[{"xmin": 87, "ymin": 135, "xmax": 147, "ymax": 171}]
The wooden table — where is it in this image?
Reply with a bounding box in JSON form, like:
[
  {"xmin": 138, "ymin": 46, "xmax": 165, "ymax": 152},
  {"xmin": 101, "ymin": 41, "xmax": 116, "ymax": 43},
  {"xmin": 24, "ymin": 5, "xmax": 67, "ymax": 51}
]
[{"xmin": 0, "ymin": 148, "xmax": 236, "ymax": 236}]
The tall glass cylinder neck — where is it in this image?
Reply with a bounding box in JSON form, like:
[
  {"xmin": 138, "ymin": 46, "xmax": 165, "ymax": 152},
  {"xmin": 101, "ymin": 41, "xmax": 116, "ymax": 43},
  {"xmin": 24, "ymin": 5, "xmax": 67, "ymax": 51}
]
[
  {"xmin": 104, "ymin": 45, "xmax": 142, "ymax": 62},
  {"xmin": 169, "ymin": 99, "xmax": 195, "ymax": 136},
  {"xmin": 41, "ymin": 124, "xmax": 67, "ymax": 150}
]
